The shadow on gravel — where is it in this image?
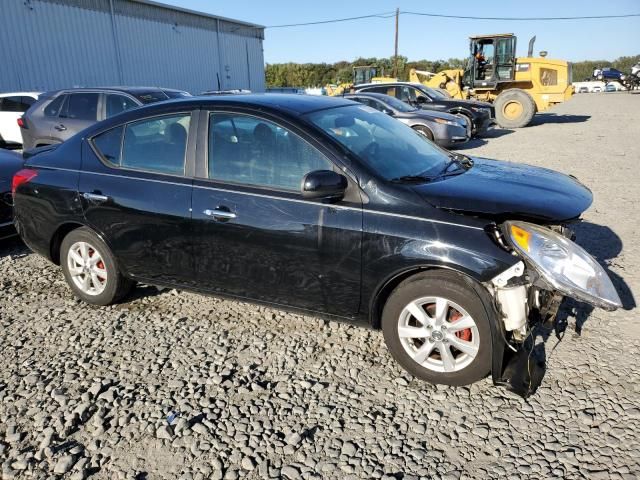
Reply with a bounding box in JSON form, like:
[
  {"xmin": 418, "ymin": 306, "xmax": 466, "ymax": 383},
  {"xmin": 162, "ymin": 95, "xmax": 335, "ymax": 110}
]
[
  {"xmin": 529, "ymin": 113, "xmax": 591, "ymax": 126},
  {"xmin": 455, "ymin": 127, "xmax": 514, "ymax": 150},
  {"xmin": 0, "ymin": 236, "xmax": 29, "ymax": 260}
]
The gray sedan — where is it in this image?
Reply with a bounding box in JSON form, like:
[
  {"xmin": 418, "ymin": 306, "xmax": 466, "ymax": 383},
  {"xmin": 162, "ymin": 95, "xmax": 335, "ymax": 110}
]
[{"xmin": 344, "ymin": 92, "xmax": 469, "ymax": 149}]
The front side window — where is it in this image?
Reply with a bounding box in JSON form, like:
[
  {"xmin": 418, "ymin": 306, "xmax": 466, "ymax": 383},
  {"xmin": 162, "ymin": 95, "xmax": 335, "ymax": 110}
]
[
  {"xmin": 106, "ymin": 94, "xmax": 138, "ymax": 118},
  {"xmin": 208, "ymin": 113, "xmax": 333, "ymax": 191},
  {"xmin": 61, "ymin": 93, "xmax": 99, "ymax": 121},
  {"xmin": 92, "ymin": 114, "xmax": 190, "ymax": 175},
  {"xmin": 44, "ymin": 95, "xmax": 66, "ymax": 117},
  {"xmin": 306, "ymin": 105, "xmax": 448, "ymax": 181}
]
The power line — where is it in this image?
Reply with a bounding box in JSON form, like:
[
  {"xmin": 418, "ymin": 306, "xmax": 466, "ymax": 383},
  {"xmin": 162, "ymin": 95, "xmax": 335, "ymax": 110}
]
[
  {"xmin": 402, "ymin": 11, "xmax": 640, "ymax": 21},
  {"xmin": 263, "ymin": 10, "xmax": 640, "ymax": 29},
  {"xmin": 265, "ymin": 12, "xmax": 396, "ymax": 29}
]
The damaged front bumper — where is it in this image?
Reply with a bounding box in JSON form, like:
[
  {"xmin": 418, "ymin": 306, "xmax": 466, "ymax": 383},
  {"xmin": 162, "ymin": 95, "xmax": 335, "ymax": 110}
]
[{"xmin": 484, "ymin": 221, "xmax": 621, "ymax": 396}]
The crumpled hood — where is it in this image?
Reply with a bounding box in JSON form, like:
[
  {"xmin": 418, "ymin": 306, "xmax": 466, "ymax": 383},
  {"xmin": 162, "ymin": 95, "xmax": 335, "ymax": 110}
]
[{"xmin": 413, "ymin": 157, "xmax": 593, "ymax": 222}]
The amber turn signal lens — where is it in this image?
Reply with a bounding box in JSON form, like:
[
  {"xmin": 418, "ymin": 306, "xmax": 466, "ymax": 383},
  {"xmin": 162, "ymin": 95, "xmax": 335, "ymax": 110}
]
[{"xmin": 510, "ymin": 224, "xmax": 531, "ymax": 252}]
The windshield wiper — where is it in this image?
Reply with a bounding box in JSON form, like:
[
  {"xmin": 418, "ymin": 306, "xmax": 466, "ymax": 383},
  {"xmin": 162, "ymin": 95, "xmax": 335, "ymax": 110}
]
[{"xmin": 389, "ymin": 175, "xmax": 432, "ymax": 184}]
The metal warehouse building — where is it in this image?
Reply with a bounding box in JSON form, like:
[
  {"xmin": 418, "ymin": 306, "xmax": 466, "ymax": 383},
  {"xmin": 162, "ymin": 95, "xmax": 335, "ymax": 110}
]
[{"xmin": 0, "ymin": 0, "xmax": 265, "ymax": 94}]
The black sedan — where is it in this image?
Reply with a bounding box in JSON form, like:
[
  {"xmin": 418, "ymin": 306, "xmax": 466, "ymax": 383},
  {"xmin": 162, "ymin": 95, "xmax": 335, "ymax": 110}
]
[
  {"xmin": 0, "ymin": 148, "xmax": 24, "ymax": 240},
  {"xmin": 12, "ymin": 95, "xmax": 620, "ymax": 392},
  {"xmin": 353, "ymin": 81, "xmax": 496, "ymax": 136},
  {"xmin": 344, "ymin": 92, "xmax": 469, "ymax": 148}
]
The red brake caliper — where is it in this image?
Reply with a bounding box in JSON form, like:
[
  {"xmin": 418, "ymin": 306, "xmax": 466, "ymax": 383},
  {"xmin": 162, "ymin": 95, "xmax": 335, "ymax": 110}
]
[
  {"xmin": 450, "ymin": 310, "xmax": 472, "ymax": 342},
  {"xmin": 89, "ymin": 248, "xmax": 106, "ymax": 280}
]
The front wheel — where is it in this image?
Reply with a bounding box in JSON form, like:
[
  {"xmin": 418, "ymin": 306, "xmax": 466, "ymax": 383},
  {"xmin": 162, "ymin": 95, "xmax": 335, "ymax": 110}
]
[
  {"xmin": 412, "ymin": 124, "xmax": 434, "ymax": 141},
  {"xmin": 382, "ymin": 271, "xmax": 492, "ymax": 386},
  {"xmin": 60, "ymin": 227, "xmax": 134, "ymax": 306},
  {"xmin": 494, "ymin": 89, "xmax": 536, "ymax": 128}
]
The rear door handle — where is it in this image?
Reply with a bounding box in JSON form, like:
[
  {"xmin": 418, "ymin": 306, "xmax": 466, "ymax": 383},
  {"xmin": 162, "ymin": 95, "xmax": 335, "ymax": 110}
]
[
  {"xmin": 82, "ymin": 192, "xmax": 109, "ymax": 203},
  {"xmin": 204, "ymin": 208, "xmax": 237, "ymax": 220},
  {"xmin": 54, "ymin": 124, "xmax": 67, "ymax": 131}
]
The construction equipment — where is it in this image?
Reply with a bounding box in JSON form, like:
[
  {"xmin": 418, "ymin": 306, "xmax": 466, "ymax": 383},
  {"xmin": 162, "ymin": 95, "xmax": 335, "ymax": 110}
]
[
  {"xmin": 325, "ymin": 66, "xmax": 396, "ymax": 96},
  {"xmin": 409, "ymin": 34, "xmax": 573, "ymax": 128}
]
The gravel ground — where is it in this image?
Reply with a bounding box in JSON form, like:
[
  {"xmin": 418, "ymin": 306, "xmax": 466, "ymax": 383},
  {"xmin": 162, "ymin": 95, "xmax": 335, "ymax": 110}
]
[{"xmin": 1, "ymin": 92, "xmax": 638, "ymax": 479}]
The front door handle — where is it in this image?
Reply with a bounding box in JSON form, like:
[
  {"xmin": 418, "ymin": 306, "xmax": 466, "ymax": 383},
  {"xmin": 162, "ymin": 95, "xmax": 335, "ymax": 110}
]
[
  {"xmin": 82, "ymin": 192, "xmax": 109, "ymax": 203},
  {"xmin": 54, "ymin": 124, "xmax": 67, "ymax": 131},
  {"xmin": 204, "ymin": 208, "xmax": 237, "ymax": 220}
]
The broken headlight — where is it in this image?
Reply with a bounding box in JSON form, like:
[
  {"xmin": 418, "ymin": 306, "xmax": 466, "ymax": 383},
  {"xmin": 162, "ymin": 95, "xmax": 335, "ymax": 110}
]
[{"xmin": 502, "ymin": 221, "xmax": 622, "ymax": 311}]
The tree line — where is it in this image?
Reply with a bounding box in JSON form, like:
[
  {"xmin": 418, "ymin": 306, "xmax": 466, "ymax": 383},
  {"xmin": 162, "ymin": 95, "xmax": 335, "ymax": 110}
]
[{"xmin": 265, "ymin": 54, "xmax": 640, "ymax": 87}]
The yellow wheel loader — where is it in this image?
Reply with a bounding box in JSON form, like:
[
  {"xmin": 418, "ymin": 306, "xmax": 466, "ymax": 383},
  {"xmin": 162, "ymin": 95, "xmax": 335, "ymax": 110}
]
[
  {"xmin": 326, "ymin": 66, "xmax": 397, "ymax": 96},
  {"xmin": 409, "ymin": 34, "xmax": 574, "ymax": 128}
]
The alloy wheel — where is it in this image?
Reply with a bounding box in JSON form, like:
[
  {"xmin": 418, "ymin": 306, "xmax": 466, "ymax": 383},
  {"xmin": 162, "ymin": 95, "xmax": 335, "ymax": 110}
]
[
  {"xmin": 397, "ymin": 296, "xmax": 480, "ymax": 373},
  {"xmin": 67, "ymin": 241, "xmax": 108, "ymax": 296}
]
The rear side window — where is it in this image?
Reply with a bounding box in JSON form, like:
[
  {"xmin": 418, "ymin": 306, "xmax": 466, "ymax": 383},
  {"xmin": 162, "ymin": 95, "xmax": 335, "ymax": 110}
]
[
  {"xmin": 0, "ymin": 96, "xmax": 34, "ymax": 112},
  {"xmin": 106, "ymin": 94, "xmax": 138, "ymax": 118},
  {"xmin": 44, "ymin": 95, "xmax": 66, "ymax": 117},
  {"xmin": 61, "ymin": 93, "xmax": 99, "ymax": 121},
  {"xmin": 92, "ymin": 114, "xmax": 190, "ymax": 175}
]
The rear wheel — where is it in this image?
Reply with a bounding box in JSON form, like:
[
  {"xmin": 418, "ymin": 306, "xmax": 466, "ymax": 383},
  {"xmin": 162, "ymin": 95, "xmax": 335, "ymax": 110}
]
[
  {"xmin": 411, "ymin": 124, "xmax": 434, "ymax": 141},
  {"xmin": 60, "ymin": 227, "xmax": 134, "ymax": 305},
  {"xmin": 382, "ymin": 271, "xmax": 492, "ymax": 386},
  {"xmin": 494, "ymin": 89, "xmax": 536, "ymax": 128}
]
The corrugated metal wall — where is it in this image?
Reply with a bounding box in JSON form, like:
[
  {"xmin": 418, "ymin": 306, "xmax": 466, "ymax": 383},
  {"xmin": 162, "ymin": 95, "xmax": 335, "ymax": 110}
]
[{"xmin": 0, "ymin": 0, "xmax": 265, "ymax": 93}]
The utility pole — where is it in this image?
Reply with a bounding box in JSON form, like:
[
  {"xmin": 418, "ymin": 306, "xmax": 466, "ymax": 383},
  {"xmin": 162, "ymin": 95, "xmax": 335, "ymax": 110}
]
[{"xmin": 393, "ymin": 8, "xmax": 399, "ymax": 78}]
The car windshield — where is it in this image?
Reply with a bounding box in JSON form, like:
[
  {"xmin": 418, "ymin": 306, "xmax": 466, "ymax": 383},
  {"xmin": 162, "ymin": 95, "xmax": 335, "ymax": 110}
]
[
  {"xmin": 306, "ymin": 105, "xmax": 449, "ymax": 180},
  {"xmin": 376, "ymin": 95, "xmax": 417, "ymax": 113}
]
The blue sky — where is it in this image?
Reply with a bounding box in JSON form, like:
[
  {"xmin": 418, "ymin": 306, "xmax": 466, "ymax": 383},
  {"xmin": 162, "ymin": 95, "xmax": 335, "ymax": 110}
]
[{"xmin": 165, "ymin": 0, "xmax": 640, "ymax": 63}]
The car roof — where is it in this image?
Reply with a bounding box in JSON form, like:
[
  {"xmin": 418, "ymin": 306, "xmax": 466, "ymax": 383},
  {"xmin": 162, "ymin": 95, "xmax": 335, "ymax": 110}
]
[
  {"xmin": 43, "ymin": 86, "xmax": 183, "ymax": 96},
  {"xmin": 171, "ymin": 93, "xmax": 357, "ymax": 115},
  {"xmin": 0, "ymin": 92, "xmax": 41, "ymax": 97},
  {"xmin": 345, "ymin": 92, "xmax": 391, "ymax": 100},
  {"xmin": 356, "ymin": 81, "xmax": 426, "ymax": 89}
]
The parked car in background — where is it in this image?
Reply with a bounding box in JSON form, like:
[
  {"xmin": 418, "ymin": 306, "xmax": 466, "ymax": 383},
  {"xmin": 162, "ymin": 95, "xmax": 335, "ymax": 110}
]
[
  {"xmin": 596, "ymin": 67, "xmax": 625, "ymax": 82},
  {"xmin": 344, "ymin": 92, "xmax": 469, "ymax": 148},
  {"xmin": 353, "ymin": 82, "xmax": 496, "ymax": 136},
  {"xmin": 0, "ymin": 148, "xmax": 24, "ymax": 239},
  {"xmin": 605, "ymin": 84, "xmax": 617, "ymax": 93},
  {"xmin": 20, "ymin": 87, "xmax": 191, "ymax": 150},
  {"xmin": 12, "ymin": 94, "xmax": 621, "ymax": 391},
  {"xmin": 592, "ymin": 86, "xmax": 602, "ymax": 93},
  {"xmin": 0, "ymin": 92, "xmax": 40, "ymax": 147},
  {"xmin": 578, "ymin": 86, "xmax": 589, "ymax": 93}
]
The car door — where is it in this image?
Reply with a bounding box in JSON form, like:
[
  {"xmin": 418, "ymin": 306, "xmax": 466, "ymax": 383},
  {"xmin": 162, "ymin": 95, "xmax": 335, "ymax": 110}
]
[
  {"xmin": 53, "ymin": 92, "xmax": 101, "ymax": 142},
  {"xmin": 80, "ymin": 110, "xmax": 197, "ymax": 286},
  {"xmin": 191, "ymin": 109, "xmax": 363, "ymax": 316}
]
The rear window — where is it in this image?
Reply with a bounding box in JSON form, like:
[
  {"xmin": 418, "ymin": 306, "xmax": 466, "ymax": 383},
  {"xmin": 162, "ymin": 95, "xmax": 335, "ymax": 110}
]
[
  {"xmin": 163, "ymin": 90, "xmax": 191, "ymax": 99},
  {"xmin": 131, "ymin": 90, "xmax": 169, "ymax": 104}
]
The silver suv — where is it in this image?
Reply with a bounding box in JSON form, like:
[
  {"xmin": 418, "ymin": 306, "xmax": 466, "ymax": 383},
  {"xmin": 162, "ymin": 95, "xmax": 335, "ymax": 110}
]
[{"xmin": 20, "ymin": 87, "xmax": 190, "ymax": 150}]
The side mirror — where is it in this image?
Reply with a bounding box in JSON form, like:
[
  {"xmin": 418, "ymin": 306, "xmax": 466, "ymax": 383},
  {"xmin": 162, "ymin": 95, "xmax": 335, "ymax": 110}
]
[
  {"xmin": 416, "ymin": 96, "xmax": 427, "ymax": 105},
  {"xmin": 382, "ymin": 108, "xmax": 394, "ymax": 116},
  {"xmin": 301, "ymin": 170, "xmax": 348, "ymax": 200}
]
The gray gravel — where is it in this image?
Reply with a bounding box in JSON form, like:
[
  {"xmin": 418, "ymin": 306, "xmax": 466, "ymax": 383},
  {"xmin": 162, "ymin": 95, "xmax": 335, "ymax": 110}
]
[{"xmin": 1, "ymin": 92, "xmax": 639, "ymax": 479}]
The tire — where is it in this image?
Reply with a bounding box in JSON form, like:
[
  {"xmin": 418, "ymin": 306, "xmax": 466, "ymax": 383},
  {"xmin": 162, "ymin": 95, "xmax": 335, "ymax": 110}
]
[
  {"xmin": 381, "ymin": 270, "xmax": 492, "ymax": 386},
  {"xmin": 60, "ymin": 227, "xmax": 134, "ymax": 306},
  {"xmin": 494, "ymin": 89, "xmax": 536, "ymax": 128},
  {"xmin": 412, "ymin": 124, "xmax": 434, "ymax": 141}
]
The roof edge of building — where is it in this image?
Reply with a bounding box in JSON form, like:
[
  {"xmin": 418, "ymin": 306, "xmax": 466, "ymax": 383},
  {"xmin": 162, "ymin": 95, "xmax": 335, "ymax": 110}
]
[{"xmin": 129, "ymin": 0, "xmax": 265, "ymax": 29}]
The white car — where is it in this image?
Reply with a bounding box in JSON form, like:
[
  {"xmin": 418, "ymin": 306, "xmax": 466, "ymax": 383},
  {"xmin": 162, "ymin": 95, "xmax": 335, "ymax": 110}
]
[{"xmin": 0, "ymin": 92, "xmax": 40, "ymax": 146}]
